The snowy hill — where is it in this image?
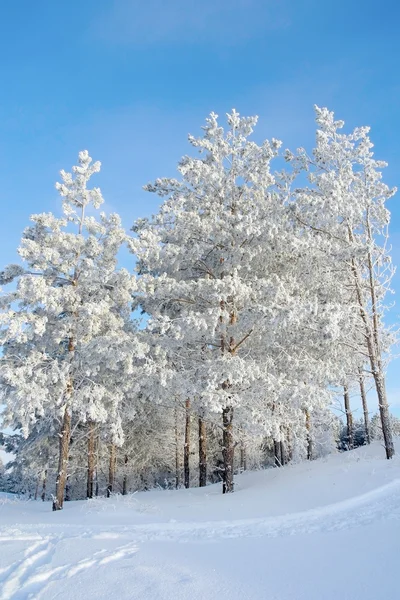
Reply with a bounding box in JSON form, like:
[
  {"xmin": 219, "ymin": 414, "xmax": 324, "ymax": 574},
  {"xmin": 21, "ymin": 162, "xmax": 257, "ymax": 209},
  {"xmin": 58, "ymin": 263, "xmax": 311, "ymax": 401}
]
[{"xmin": 1, "ymin": 442, "xmax": 400, "ymax": 600}]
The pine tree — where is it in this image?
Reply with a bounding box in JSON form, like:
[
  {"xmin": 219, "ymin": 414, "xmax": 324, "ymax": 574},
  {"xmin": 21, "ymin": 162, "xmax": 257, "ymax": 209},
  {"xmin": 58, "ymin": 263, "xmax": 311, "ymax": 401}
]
[
  {"xmin": 288, "ymin": 106, "xmax": 397, "ymax": 458},
  {"xmin": 131, "ymin": 110, "xmax": 346, "ymax": 492},
  {"xmin": 0, "ymin": 151, "xmax": 142, "ymax": 509}
]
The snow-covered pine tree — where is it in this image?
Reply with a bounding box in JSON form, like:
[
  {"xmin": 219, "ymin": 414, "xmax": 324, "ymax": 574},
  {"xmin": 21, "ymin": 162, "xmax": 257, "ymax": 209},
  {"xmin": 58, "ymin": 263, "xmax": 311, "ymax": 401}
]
[
  {"xmin": 130, "ymin": 110, "xmax": 347, "ymax": 492},
  {"xmin": 288, "ymin": 106, "xmax": 397, "ymax": 459},
  {"xmin": 0, "ymin": 151, "xmax": 144, "ymax": 509}
]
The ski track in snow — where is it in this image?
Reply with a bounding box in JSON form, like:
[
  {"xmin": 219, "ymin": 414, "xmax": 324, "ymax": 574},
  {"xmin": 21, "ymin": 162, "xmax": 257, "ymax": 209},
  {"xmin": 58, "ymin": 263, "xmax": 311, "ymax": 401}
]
[
  {"xmin": 1, "ymin": 478, "xmax": 400, "ymax": 598},
  {"xmin": 0, "ymin": 537, "xmax": 139, "ymax": 600}
]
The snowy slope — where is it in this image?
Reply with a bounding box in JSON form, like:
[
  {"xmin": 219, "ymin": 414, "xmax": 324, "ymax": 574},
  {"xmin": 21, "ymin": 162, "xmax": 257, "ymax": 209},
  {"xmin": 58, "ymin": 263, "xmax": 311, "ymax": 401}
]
[{"xmin": 1, "ymin": 442, "xmax": 400, "ymax": 600}]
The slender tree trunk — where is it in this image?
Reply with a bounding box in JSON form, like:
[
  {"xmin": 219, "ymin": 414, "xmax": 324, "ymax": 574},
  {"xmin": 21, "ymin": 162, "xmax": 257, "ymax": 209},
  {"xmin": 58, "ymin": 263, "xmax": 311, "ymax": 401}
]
[
  {"xmin": 274, "ymin": 440, "xmax": 281, "ymax": 467},
  {"xmin": 222, "ymin": 406, "xmax": 234, "ymax": 493},
  {"xmin": 348, "ymin": 225, "xmax": 394, "ymax": 458},
  {"xmin": 65, "ymin": 476, "xmax": 71, "ymax": 502},
  {"xmin": 343, "ymin": 385, "xmax": 353, "ymax": 450},
  {"xmin": 280, "ymin": 440, "xmax": 286, "ymax": 466},
  {"xmin": 53, "ymin": 407, "xmax": 72, "ymax": 511},
  {"xmin": 87, "ymin": 421, "xmax": 96, "ymax": 499},
  {"xmin": 174, "ymin": 405, "xmax": 181, "ymax": 490},
  {"xmin": 41, "ymin": 469, "xmax": 47, "ymax": 502},
  {"xmin": 53, "ymin": 329, "xmax": 75, "ymax": 511},
  {"xmin": 184, "ymin": 399, "xmax": 191, "ymax": 489},
  {"xmin": 107, "ymin": 443, "xmax": 116, "ymax": 498},
  {"xmin": 358, "ymin": 368, "xmax": 370, "ymax": 445},
  {"xmin": 240, "ymin": 440, "xmax": 247, "ymax": 472},
  {"xmin": 365, "ymin": 214, "xmax": 394, "ymax": 458},
  {"xmin": 285, "ymin": 427, "xmax": 293, "ymax": 463},
  {"xmin": 95, "ymin": 433, "xmax": 99, "ymax": 497},
  {"xmin": 34, "ymin": 476, "xmax": 40, "ymax": 501},
  {"xmin": 280, "ymin": 426, "xmax": 289, "ymax": 465},
  {"xmin": 221, "ymin": 300, "xmax": 236, "ymax": 493},
  {"xmin": 122, "ymin": 455, "xmax": 128, "ymax": 495},
  {"xmin": 199, "ymin": 415, "xmax": 207, "ymax": 487},
  {"xmin": 305, "ymin": 409, "xmax": 313, "ymax": 460},
  {"xmin": 375, "ymin": 372, "xmax": 394, "ymax": 458}
]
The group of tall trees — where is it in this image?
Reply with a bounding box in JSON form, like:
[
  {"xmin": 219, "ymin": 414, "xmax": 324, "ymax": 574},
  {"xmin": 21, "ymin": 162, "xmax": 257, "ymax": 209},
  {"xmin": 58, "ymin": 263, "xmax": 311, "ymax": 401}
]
[{"xmin": 0, "ymin": 107, "xmax": 397, "ymax": 508}]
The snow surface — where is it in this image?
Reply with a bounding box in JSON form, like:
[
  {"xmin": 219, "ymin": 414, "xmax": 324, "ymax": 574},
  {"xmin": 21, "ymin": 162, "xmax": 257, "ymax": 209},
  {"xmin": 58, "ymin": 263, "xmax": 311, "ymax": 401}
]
[{"xmin": 1, "ymin": 442, "xmax": 400, "ymax": 599}]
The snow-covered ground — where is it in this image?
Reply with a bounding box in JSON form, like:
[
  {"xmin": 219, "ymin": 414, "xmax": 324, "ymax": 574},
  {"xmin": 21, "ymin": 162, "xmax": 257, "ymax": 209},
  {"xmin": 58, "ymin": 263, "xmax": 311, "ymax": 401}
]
[{"xmin": 1, "ymin": 442, "xmax": 400, "ymax": 600}]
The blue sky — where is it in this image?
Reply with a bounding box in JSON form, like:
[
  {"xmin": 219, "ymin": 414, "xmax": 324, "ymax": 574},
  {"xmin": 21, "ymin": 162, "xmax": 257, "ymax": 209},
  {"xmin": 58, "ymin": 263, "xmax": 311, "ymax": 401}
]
[{"xmin": 1, "ymin": 0, "xmax": 400, "ymax": 417}]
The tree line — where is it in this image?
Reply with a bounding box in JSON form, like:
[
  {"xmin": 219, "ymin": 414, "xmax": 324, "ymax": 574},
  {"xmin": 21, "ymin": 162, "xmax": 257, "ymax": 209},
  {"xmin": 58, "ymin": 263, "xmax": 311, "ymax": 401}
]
[{"xmin": 0, "ymin": 107, "xmax": 397, "ymax": 509}]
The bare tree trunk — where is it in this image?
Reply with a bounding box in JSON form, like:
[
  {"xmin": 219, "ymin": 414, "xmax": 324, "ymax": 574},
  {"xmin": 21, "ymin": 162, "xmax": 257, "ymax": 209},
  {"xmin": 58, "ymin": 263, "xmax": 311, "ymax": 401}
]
[
  {"xmin": 375, "ymin": 372, "xmax": 394, "ymax": 458},
  {"xmin": 277, "ymin": 425, "xmax": 287, "ymax": 466},
  {"xmin": 348, "ymin": 225, "xmax": 394, "ymax": 459},
  {"xmin": 41, "ymin": 469, "xmax": 47, "ymax": 502},
  {"xmin": 222, "ymin": 406, "xmax": 234, "ymax": 493},
  {"xmin": 184, "ymin": 399, "xmax": 191, "ymax": 489},
  {"xmin": 87, "ymin": 421, "xmax": 96, "ymax": 499},
  {"xmin": 53, "ymin": 407, "xmax": 71, "ymax": 511},
  {"xmin": 107, "ymin": 443, "xmax": 116, "ymax": 498},
  {"xmin": 305, "ymin": 409, "xmax": 313, "ymax": 460},
  {"xmin": 343, "ymin": 385, "xmax": 353, "ymax": 450},
  {"xmin": 53, "ymin": 329, "xmax": 75, "ymax": 511},
  {"xmin": 122, "ymin": 455, "xmax": 128, "ymax": 495},
  {"xmin": 285, "ymin": 427, "xmax": 293, "ymax": 463},
  {"xmin": 199, "ymin": 415, "xmax": 207, "ymax": 487},
  {"xmin": 274, "ymin": 440, "xmax": 281, "ymax": 466},
  {"xmin": 358, "ymin": 368, "xmax": 370, "ymax": 445},
  {"xmin": 365, "ymin": 215, "xmax": 394, "ymax": 458},
  {"xmin": 218, "ymin": 248, "xmax": 238, "ymax": 494},
  {"xmin": 280, "ymin": 440, "xmax": 286, "ymax": 466},
  {"xmin": 95, "ymin": 433, "xmax": 99, "ymax": 497},
  {"xmin": 65, "ymin": 476, "xmax": 71, "ymax": 502},
  {"xmin": 34, "ymin": 476, "xmax": 40, "ymax": 501},
  {"xmin": 222, "ymin": 300, "xmax": 237, "ymax": 493},
  {"xmin": 240, "ymin": 440, "xmax": 247, "ymax": 472},
  {"xmin": 174, "ymin": 405, "xmax": 181, "ymax": 490}
]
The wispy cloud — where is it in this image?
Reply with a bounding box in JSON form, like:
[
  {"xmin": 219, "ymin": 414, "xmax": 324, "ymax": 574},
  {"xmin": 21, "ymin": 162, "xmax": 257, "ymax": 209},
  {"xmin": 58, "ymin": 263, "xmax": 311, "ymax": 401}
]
[{"xmin": 90, "ymin": 0, "xmax": 290, "ymax": 46}]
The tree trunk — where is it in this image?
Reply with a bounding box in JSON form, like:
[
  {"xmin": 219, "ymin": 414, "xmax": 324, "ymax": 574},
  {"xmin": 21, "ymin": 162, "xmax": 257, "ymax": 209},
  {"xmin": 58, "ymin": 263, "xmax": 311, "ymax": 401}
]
[
  {"xmin": 365, "ymin": 336, "xmax": 393, "ymax": 456},
  {"xmin": 365, "ymin": 215, "xmax": 394, "ymax": 458},
  {"xmin": 375, "ymin": 372, "xmax": 394, "ymax": 458},
  {"xmin": 65, "ymin": 476, "xmax": 71, "ymax": 502},
  {"xmin": 41, "ymin": 469, "xmax": 47, "ymax": 502},
  {"xmin": 285, "ymin": 427, "xmax": 293, "ymax": 463},
  {"xmin": 305, "ymin": 409, "xmax": 313, "ymax": 460},
  {"xmin": 122, "ymin": 454, "xmax": 128, "ymax": 495},
  {"xmin": 274, "ymin": 440, "xmax": 281, "ymax": 467},
  {"xmin": 358, "ymin": 368, "xmax": 370, "ymax": 445},
  {"xmin": 343, "ymin": 385, "xmax": 353, "ymax": 450},
  {"xmin": 95, "ymin": 433, "xmax": 99, "ymax": 496},
  {"xmin": 174, "ymin": 406, "xmax": 181, "ymax": 490},
  {"xmin": 87, "ymin": 421, "xmax": 96, "ymax": 499},
  {"xmin": 199, "ymin": 415, "xmax": 207, "ymax": 487},
  {"xmin": 107, "ymin": 443, "xmax": 116, "ymax": 498},
  {"xmin": 348, "ymin": 225, "xmax": 394, "ymax": 459},
  {"xmin": 280, "ymin": 440, "xmax": 286, "ymax": 466},
  {"xmin": 53, "ymin": 328, "xmax": 75, "ymax": 511},
  {"xmin": 53, "ymin": 407, "xmax": 71, "ymax": 511},
  {"xmin": 240, "ymin": 440, "xmax": 247, "ymax": 472},
  {"xmin": 184, "ymin": 399, "xmax": 191, "ymax": 489},
  {"xmin": 222, "ymin": 406, "xmax": 234, "ymax": 493},
  {"xmin": 34, "ymin": 476, "xmax": 40, "ymax": 501}
]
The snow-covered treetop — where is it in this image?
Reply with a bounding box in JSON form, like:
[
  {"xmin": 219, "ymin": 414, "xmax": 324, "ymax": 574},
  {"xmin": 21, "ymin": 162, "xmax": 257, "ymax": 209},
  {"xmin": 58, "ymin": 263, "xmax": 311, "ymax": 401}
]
[{"xmin": 0, "ymin": 152, "xmax": 144, "ymax": 442}]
